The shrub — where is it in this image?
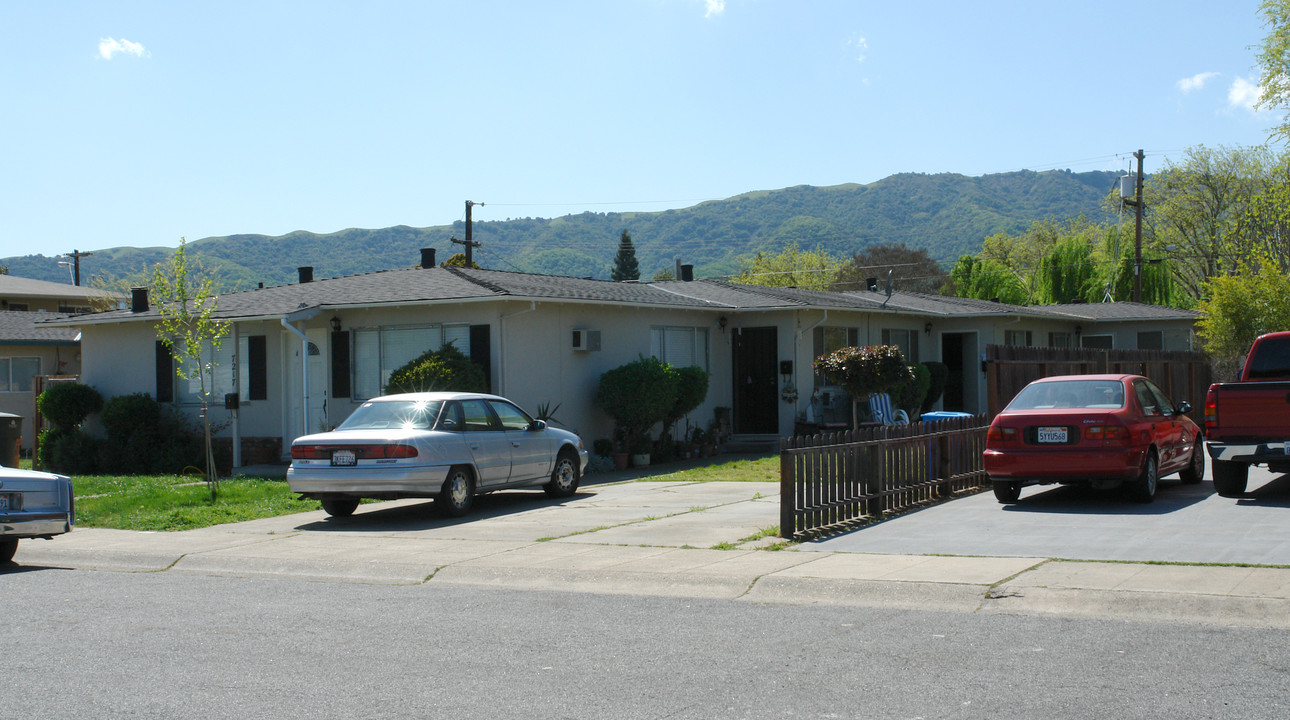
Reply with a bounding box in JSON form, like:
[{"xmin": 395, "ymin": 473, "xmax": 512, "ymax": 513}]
[
  {"xmin": 595, "ymin": 356, "xmax": 679, "ymax": 453},
  {"xmin": 666, "ymin": 365, "xmax": 710, "ymax": 430},
  {"xmin": 46, "ymin": 429, "xmax": 101, "ymax": 475},
  {"xmin": 37, "ymin": 383, "xmax": 103, "ymax": 431},
  {"xmin": 96, "ymin": 394, "xmax": 204, "ymax": 474},
  {"xmin": 894, "ymin": 363, "xmax": 931, "ymax": 419},
  {"xmin": 385, "ymin": 342, "xmax": 488, "ymax": 395},
  {"xmin": 814, "ymin": 345, "xmax": 914, "ymax": 400}
]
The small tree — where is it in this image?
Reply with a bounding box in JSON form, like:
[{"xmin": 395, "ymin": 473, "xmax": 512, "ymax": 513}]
[
  {"xmin": 611, "ymin": 230, "xmax": 640, "ymax": 282},
  {"xmin": 152, "ymin": 238, "xmax": 229, "ymax": 499},
  {"xmin": 595, "ymin": 357, "xmax": 677, "ymax": 453},
  {"xmin": 814, "ymin": 345, "xmax": 914, "ymax": 427},
  {"xmin": 663, "ymin": 365, "xmax": 709, "ymax": 445}
]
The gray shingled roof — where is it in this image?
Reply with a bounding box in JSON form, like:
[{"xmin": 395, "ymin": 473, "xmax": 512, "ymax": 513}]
[
  {"xmin": 0, "ymin": 275, "xmax": 121, "ymax": 302},
  {"xmin": 40, "ymin": 264, "xmax": 1200, "ymax": 326},
  {"xmin": 0, "ymin": 311, "xmax": 80, "ymax": 345}
]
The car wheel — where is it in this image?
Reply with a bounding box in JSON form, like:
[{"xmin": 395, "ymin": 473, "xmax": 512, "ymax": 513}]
[
  {"xmin": 1129, "ymin": 451, "xmax": 1158, "ymax": 503},
  {"xmin": 1179, "ymin": 437, "xmax": 1205, "ymax": 484},
  {"xmin": 321, "ymin": 496, "xmax": 360, "ymax": 518},
  {"xmin": 0, "ymin": 537, "xmax": 17, "ymax": 564},
  {"xmin": 992, "ymin": 481, "xmax": 1021, "ymax": 504},
  {"xmin": 438, "ymin": 467, "xmax": 475, "ymax": 518},
  {"xmin": 544, "ymin": 452, "xmax": 581, "ymax": 498},
  {"xmin": 1212, "ymin": 459, "xmax": 1249, "ymax": 497}
]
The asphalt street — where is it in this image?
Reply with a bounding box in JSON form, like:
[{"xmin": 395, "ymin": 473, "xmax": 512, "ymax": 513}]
[{"xmin": 4, "ymin": 569, "xmax": 1288, "ymax": 720}]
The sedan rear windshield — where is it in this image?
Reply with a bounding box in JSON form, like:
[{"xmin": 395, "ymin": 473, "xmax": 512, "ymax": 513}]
[
  {"xmin": 338, "ymin": 400, "xmax": 444, "ymax": 430},
  {"xmin": 1007, "ymin": 380, "xmax": 1126, "ymax": 410}
]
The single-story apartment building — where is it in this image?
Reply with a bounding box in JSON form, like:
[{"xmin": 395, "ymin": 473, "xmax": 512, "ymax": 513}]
[{"xmin": 45, "ymin": 252, "xmax": 1199, "ymax": 466}]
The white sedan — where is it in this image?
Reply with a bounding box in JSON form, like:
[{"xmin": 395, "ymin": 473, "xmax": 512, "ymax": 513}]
[
  {"xmin": 1, "ymin": 466, "xmax": 74, "ymax": 564},
  {"xmin": 287, "ymin": 392, "xmax": 589, "ymax": 518}
]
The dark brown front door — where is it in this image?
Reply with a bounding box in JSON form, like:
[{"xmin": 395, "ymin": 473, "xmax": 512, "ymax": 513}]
[{"xmin": 732, "ymin": 327, "xmax": 778, "ymax": 434}]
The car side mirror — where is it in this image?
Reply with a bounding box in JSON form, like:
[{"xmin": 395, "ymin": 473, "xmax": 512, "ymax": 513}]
[
  {"xmin": 530, "ymin": 420, "xmax": 547, "ymax": 431},
  {"xmin": 1175, "ymin": 401, "xmax": 1191, "ymax": 415}
]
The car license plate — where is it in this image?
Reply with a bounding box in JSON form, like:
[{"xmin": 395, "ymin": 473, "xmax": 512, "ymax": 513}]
[
  {"xmin": 1037, "ymin": 427, "xmax": 1067, "ymax": 444},
  {"xmin": 0, "ymin": 493, "xmax": 10, "ymax": 511},
  {"xmin": 331, "ymin": 450, "xmax": 357, "ymax": 467}
]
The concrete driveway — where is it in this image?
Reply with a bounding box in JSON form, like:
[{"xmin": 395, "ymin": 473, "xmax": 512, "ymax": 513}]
[{"xmin": 805, "ymin": 465, "xmax": 1290, "ymax": 565}]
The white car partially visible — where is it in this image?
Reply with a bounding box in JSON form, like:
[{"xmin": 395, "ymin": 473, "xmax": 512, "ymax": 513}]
[
  {"xmin": 1, "ymin": 466, "xmax": 74, "ymax": 564},
  {"xmin": 287, "ymin": 392, "xmax": 588, "ymax": 518}
]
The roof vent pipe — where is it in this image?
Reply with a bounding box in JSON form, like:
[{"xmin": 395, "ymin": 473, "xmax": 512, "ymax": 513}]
[
  {"xmin": 298, "ymin": 266, "xmax": 313, "ymax": 284},
  {"xmin": 680, "ymin": 264, "xmax": 694, "ymax": 282},
  {"xmin": 130, "ymin": 287, "xmax": 149, "ymax": 313},
  {"xmin": 420, "ymin": 248, "xmax": 436, "ymax": 268},
  {"xmin": 866, "ymin": 277, "xmax": 878, "ymax": 292}
]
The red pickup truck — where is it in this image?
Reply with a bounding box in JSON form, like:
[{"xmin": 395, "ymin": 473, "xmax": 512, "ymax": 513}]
[{"xmin": 1205, "ymin": 331, "xmax": 1290, "ymax": 496}]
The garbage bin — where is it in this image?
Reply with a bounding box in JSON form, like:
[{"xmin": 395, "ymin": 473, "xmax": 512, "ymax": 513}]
[
  {"xmin": 0, "ymin": 413, "xmax": 22, "ymax": 467},
  {"xmin": 920, "ymin": 411, "xmax": 973, "ymax": 421}
]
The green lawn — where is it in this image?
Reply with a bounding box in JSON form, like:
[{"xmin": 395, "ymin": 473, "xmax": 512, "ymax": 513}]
[
  {"xmin": 629, "ymin": 455, "xmax": 779, "ymax": 483},
  {"xmin": 74, "ymin": 475, "xmax": 318, "ymax": 531}
]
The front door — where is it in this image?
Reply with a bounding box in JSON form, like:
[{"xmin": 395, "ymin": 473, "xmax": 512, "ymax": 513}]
[
  {"xmin": 285, "ymin": 328, "xmax": 330, "ymax": 441},
  {"xmin": 732, "ymin": 327, "xmax": 778, "ymax": 434}
]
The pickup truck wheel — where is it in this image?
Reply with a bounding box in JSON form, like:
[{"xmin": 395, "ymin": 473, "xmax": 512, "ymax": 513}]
[
  {"xmin": 1129, "ymin": 452, "xmax": 1158, "ymax": 503},
  {"xmin": 438, "ymin": 467, "xmax": 475, "ymax": 518},
  {"xmin": 0, "ymin": 537, "xmax": 16, "ymax": 564},
  {"xmin": 544, "ymin": 451, "xmax": 580, "ymax": 498},
  {"xmin": 321, "ymin": 496, "xmax": 360, "ymax": 518},
  {"xmin": 1212, "ymin": 460, "xmax": 1249, "ymax": 497},
  {"xmin": 1179, "ymin": 438, "xmax": 1205, "ymax": 484},
  {"xmin": 992, "ymin": 481, "xmax": 1021, "ymax": 503}
]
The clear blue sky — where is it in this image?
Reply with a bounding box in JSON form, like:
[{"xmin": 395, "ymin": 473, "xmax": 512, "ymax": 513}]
[{"xmin": 0, "ymin": 1, "xmax": 1277, "ymax": 262}]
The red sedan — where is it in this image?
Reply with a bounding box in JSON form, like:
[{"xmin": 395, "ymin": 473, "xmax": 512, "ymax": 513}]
[{"xmin": 984, "ymin": 374, "xmax": 1204, "ymax": 503}]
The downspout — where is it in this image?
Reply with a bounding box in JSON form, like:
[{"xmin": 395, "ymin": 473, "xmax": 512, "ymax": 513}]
[
  {"xmin": 497, "ymin": 301, "xmax": 536, "ymax": 396},
  {"xmin": 794, "ymin": 310, "xmax": 828, "ymax": 418},
  {"xmin": 280, "ymin": 316, "xmax": 310, "ymax": 439},
  {"xmin": 230, "ymin": 324, "xmax": 241, "ymax": 469}
]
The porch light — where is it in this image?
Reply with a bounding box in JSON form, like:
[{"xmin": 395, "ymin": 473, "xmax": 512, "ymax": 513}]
[
  {"xmin": 330, "ymin": 316, "xmax": 341, "ymax": 332},
  {"xmin": 924, "ymin": 322, "xmax": 932, "ymax": 335}
]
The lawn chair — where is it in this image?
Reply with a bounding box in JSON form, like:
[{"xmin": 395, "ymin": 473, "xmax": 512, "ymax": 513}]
[{"xmin": 868, "ymin": 392, "xmax": 909, "ymax": 425}]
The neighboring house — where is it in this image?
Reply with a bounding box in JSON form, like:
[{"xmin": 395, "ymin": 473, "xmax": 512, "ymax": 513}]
[
  {"xmin": 0, "ymin": 274, "xmax": 121, "ymax": 452},
  {"xmin": 45, "ymin": 252, "xmax": 1199, "ymax": 466}
]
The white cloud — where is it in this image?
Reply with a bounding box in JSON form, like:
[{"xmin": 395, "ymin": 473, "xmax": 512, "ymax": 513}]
[
  {"xmin": 702, "ymin": 0, "xmax": 725, "ymax": 18},
  {"xmin": 1228, "ymin": 76, "xmax": 1261, "ymax": 112},
  {"xmin": 1176, "ymin": 72, "xmax": 1219, "ymax": 93},
  {"xmin": 98, "ymin": 37, "xmax": 147, "ymax": 60},
  {"xmin": 850, "ymin": 35, "xmax": 868, "ymax": 63}
]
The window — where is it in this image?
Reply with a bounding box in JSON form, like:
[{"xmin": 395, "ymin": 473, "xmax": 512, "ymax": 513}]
[
  {"xmin": 813, "ymin": 327, "xmax": 858, "ymax": 387},
  {"xmin": 1137, "ymin": 331, "xmax": 1164, "ymax": 350},
  {"xmin": 1004, "ymin": 330, "xmax": 1032, "ymax": 347},
  {"xmin": 352, "ymin": 324, "xmax": 467, "ymax": 400},
  {"xmin": 1048, "ymin": 332, "xmax": 1073, "ymax": 348},
  {"xmin": 1081, "ymin": 335, "xmax": 1113, "ymax": 349},
  {"xmin": 0, "ymin": 357, "xmax": 39, "ymax": 392},
  {"xmin": 881, "ymin": 328, "xmax": 919, "ymax": 361},
  {"xmin": 169, "ymin": 335, "xmax": 265, "ymax": 404},
  {"xmin": 57, "ymin": 304, "xmax": 93, "ymax": 314},
  {"xmin": 650, "ymin": 326, "xmax": 709, "ymax": 370},
  {"xmin": 7, "ymin": 303, "xmax": 27, "ymax": 312}
]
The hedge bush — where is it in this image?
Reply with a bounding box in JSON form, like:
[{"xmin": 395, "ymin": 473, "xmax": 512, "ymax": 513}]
[
  {"xmin": 385, "ymin": 342, "xmax": 488, "ymax": 395},
  {"xmin": 37, "ymin": 383, "xmax": 103, "ymax": 431}
]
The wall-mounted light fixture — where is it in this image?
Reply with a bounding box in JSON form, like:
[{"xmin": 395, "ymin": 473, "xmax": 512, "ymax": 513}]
[
  {"xmin": 330, "ymin": 316, "xmax": 341, "ymax": 333},
  {"xmin": 1074, "ymin": 324, "xmax": 1082, "ymax": 337},
  {"xmin": 718, "ymin": 316, "xmax": 728, "ymax": 333},
  {"xmin": 924, "ymin": 322, "xmax": 932, "ymax": 335}
]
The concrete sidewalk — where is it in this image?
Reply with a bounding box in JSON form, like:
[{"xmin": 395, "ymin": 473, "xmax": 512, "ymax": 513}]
[{"xmin": 12, "ymin": 471, "xmax": 1290, "ymax": 629}]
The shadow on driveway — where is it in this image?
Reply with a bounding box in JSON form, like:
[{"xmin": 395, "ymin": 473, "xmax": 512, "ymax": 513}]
[
  {"xmin": 1000, "ymin": 477, "xmax": 1213, "ymax": 516},
  {"xmin": 1235, "ymin": 473, "xmax": 1290, "ymax": 507},
  {"xmin": 291, "ymin": 488, "xmax": 595, "ymax": 533}
]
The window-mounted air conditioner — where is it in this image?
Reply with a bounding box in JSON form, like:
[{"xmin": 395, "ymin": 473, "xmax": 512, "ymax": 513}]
[{"xmin": 571, "ymin": 329, "xmax": 601, "ymax": 352}]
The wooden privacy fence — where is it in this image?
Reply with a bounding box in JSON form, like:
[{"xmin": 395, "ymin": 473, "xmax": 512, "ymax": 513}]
[
  {"xmin": 986, "ymin": 345, "xmax": 1211, "ymax": 425},
  {"xmin": 779, "ymin": 415, "xmax": 989, "ymax": 539}
]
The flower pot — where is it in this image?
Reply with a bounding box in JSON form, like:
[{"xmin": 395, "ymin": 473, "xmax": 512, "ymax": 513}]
[
  {"xmin": 630, "ymin": 453, "xmax": 650, "ymax": 467},
  {"xmin": 612, "ymin": 452, "xmax": 629, "ymax": 470}
]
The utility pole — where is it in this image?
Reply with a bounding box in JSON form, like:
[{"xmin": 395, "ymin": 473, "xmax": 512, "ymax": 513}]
[
  {"xmin": 451, "ymin": 200, "xmax": 484, "ymax": 267},
  {"xmin": 66, "ymin": 248, "xmax": 92, "ymax": 286},
  {"xmin": 1130, "ymin": 150, "xmax": 1144, "ymax": 303}
]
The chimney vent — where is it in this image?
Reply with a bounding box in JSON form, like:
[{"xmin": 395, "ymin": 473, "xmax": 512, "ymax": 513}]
[
  {"xmin": 130, "ymin": 287, "xmax": 149, "ymax": 313},
  {"xmin": 420, "ymin": 248, "xmax": 436, "ymax": 268},
  {"xmin": 680, "ymin": 264, "xmax": 694, "ymax": 281},
  {"xmin": 298, "ymin": 266, "xmax": 314, "ymax": 284},
  {"xmin": 866, "ymin": 277, "xmax": 878, "ymax": 291}
]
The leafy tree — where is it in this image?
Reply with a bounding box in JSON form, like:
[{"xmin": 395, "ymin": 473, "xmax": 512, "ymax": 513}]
[
  {"xmin": 652, "ymin": 268, "xmax": 676, "ymax": 281},
  {"xmin": 442, "ymin": 252, "xmax": 481, "ymax": 269},
  {"xmin": 814, "ymin": 345, "xmax": 914, "ymax": 428},
  {"xmin": 1196, "ymin": 257, "xmax": 1290, "ymax": 376},
  {"xmin": 948, "ymin": 255, "xmax": 1028, "ymax": 305},
  {"xmin": 595, "ymin": 357, "xmax": 678, "ymax": 453},
  {"xmin": 1041, "ymin": 235, "xmax": 1100, "ymax": 304},
  {"xmin": 152, "ymin": 237, "xmax": 229, "ymax": 499},
  {"xmin": 384, "ymin": 342, "xmax": 488, "ymax": 394},
  {"xmin": 1256, "ymin": 0, "xmax": 1290, "ymax": 141},
  {"xmin": 830, "ymin": 242, "xmax": 948, "ymax": 294},
  {"xmin": 730, "ymin": 241, "xmax": 842, "ymax": 290},
  {"xmin": 610, "ymin": 230, "xmax": 640, "ymax": 282}
]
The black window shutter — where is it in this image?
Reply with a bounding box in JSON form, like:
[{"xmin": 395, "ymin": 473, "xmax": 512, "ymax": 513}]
[
  {"xmin": 469, "ymin": 325, "xmax": 491, "ymax": 392},
  {"xmin": 155, "ymin": 341, "xmax": 173, "ymax": 402},
  {"xmin": 248, "ymin": 335, "xmax": 268, "ymax": 401},
  {"xmin": 331, "ymin": 330, "xmax": 351, "ymax": 398}
]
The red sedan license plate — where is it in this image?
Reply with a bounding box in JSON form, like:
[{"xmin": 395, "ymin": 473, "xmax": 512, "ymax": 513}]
[
  {"xmin": 0, "ymin": 493, "xmax": 9, "ymax": 511},
  {"xmin": 1037, "ymin": 427, "xmax": 1067, "ymax": 443},
  {"xmin": 331, "ymin": 450, "xmax": 357, "ymax": 467}
]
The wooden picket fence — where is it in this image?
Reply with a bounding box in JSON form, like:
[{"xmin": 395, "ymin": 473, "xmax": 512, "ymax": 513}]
[{"xmin": 779, "ymin": 415, "xmax": 990, "ymax": 539}]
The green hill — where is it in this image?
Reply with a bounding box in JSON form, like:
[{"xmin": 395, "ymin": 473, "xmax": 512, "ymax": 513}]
[{"xmin": 6, "ymin": 169, "xmax": 1118, "ymax": 290}]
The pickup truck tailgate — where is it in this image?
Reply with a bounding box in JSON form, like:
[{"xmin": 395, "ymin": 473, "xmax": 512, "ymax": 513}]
[{"xmin": 1208, "ymin": 381, "xmax": 1290, "ymax": 439}]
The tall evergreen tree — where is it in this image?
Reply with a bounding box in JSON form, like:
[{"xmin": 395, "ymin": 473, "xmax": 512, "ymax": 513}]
[{"xmin": 610, "ymin": 230, "xmax": 640, "ymax": 281}]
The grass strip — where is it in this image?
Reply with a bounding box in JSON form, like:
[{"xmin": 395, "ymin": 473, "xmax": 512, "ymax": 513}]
[{"xmin": 74, "ymin": 475, "xmax": 317, "ymax": 531}]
